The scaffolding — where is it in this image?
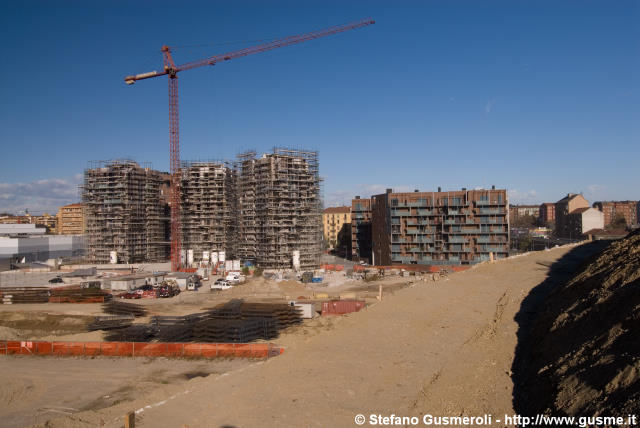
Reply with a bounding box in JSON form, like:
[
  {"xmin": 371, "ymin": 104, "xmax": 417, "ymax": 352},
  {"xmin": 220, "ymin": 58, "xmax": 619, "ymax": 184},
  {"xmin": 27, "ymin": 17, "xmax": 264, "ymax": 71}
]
[
  {"xmin": 237, "ymin": 148, "xmax": 322, "ymax": 270},
  {"xmin": 83, "ymin": 150, "xmax": 322, "ymax": 270},
  {"xmin": 82, "ymin": 160, "xmax": 169, "ymax": 264},
  {"xmin": 180, "ymin": 160, "xmax": 236, "ymax": 263}
]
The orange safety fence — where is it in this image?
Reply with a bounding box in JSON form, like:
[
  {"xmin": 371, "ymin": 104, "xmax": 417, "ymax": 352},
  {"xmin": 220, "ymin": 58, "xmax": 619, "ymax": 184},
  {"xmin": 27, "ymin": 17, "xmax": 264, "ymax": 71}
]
[
  {"xmin": 0, "ymin": 340, "xmax": 284, "ymax": 359},
  {"xmin": 320, "ymin": 264, "xmax": 345, "ymax": 271}
]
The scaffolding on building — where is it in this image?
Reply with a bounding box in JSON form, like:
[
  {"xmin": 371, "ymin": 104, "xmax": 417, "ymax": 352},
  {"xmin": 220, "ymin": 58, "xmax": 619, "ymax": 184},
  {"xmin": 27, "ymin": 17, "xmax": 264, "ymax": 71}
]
[
  {"xmin": 82, "ymin": 160, "xmax": 169, "ymax": 264},
  {"xmin": 237, "ymin": 148, "xmax": 322, "ymax": 270},
  {"xmin": 180, "ymin": 160, "xmax": 236, "ymax": 263}
]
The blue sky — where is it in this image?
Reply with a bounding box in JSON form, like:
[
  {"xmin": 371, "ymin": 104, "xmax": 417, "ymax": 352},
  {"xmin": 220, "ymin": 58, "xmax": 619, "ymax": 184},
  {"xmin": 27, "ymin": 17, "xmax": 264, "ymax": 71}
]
[{"xmin": 1, "ymin": 1, "xmax": 638, "ymax": 214}]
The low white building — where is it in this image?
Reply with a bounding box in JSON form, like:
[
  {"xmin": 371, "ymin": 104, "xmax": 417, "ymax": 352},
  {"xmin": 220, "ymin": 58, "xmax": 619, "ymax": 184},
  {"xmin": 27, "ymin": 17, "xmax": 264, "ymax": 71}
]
[
  {"xmin": 568, "ymin": 207, "xmax": 605, "ymax": 237},
  {"xmin": 0, "ymin": 230, "xmax": 85, "ymax": 271}
]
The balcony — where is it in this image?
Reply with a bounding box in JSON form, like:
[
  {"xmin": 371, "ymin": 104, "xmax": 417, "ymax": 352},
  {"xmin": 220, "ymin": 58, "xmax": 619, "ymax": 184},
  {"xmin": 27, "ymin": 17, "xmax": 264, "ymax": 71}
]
[
  {"xmin": 392, "ymin": 255, "xmax": 414, "ymax": 263},
  {"xmin": 448, "ymin": 237, "xmax": 468, "ymax": 243},
  {"xmin": 391, "ymin": 209, "xmax": 410, "ymax": 217},
  {"xmin": 417, "ymin": 209, "xmax": 431, "ymax": 216},
  {"xmin": 477, "ymin": 208, "xmax": 504, "ymax": 215}
]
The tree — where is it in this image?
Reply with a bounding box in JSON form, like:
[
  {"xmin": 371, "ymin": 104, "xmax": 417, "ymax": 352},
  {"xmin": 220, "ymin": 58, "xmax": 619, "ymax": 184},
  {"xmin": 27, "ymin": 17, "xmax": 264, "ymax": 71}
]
[
  {"xmin": 607, "ymin": 214, "xmax": 627, "ymax": 230},
  {"xmin": 518, "ymin": 236, "xmax": 532, "ymax": 252}
]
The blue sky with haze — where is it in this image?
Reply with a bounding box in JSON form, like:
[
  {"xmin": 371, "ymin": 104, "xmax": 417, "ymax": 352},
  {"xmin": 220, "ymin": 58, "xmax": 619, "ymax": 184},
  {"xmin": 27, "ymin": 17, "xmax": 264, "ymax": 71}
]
[{"xmin": 1, "ymin": 0, "xmax": 638, "ymax": 214}]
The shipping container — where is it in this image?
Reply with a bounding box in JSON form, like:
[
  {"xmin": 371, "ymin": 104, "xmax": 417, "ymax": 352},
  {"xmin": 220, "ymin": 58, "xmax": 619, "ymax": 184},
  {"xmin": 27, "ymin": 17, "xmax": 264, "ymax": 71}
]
[{"xmin": 322, "ymin": 300, "xmax": 365, "ymax": 315}]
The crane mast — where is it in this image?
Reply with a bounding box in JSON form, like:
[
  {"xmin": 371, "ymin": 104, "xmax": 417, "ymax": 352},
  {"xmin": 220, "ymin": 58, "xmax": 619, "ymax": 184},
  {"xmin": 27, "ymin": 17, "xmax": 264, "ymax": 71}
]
[{"xmin": 125, "ymin": 18, "xmax": 375, "ymax": 271}]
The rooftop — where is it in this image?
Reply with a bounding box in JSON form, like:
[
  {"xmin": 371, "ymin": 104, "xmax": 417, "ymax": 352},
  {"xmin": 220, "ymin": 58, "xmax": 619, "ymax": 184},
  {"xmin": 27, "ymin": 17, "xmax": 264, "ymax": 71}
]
[{"xmin": 323, "ymin": 206, "xmax": 350, "ymax": 214}]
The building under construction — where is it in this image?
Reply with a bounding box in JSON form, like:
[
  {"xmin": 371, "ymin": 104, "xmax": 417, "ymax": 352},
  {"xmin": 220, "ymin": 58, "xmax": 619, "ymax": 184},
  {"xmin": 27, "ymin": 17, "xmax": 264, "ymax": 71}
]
[
  {"xmin": 236, "ymin": 148, "xmax": 322, "ymax": 270},
  {"xmin": 180, "ymin": 161, "xmax": 237, "ymax": 264},
  {"xmin": 83, "ymin": 160, "xmax": 170, "ymax": 264}
]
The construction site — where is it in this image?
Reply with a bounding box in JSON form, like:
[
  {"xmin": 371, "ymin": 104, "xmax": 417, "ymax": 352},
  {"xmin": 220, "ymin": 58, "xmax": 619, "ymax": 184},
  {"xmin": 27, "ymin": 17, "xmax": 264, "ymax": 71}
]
[
  {"xmin": 2, "ymin": 7, "xmax": 637, "ymax": 428},
  {"xmin": 1, "ymin": 230, "xmax": 638, "ymax": 427},
  {"xmin": 81, "ymin": 148, "xmax": 322, "ymax": 271}
]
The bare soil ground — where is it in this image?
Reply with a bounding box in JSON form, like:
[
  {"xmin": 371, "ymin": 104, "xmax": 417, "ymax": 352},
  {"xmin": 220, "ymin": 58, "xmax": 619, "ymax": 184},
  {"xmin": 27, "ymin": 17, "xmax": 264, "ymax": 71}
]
[
  {"xmin": 0, "ymin": 357, "xmax": 252, "ymax": 428},
  {"xmin": 0, "ymin": 243, "xmax": 606, "ymax": 428}
]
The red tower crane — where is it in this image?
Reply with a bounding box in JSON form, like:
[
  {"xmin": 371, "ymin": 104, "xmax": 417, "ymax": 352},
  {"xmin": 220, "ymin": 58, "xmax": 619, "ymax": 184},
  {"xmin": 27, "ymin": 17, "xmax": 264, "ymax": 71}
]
[{"xmin": 124, "ymin": 18, "xmax": 375, "ymax": 271}]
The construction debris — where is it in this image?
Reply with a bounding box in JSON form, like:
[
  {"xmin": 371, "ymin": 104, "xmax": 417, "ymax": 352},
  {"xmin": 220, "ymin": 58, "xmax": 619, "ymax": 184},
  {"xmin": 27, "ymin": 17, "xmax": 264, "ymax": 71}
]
[
  {"xmin": 0, "ymin": 287, "xmax": 50, "ymax": 304},
  {"xmin": 87, "ymin": 315, "xmax": 135, "ymax": 331}
]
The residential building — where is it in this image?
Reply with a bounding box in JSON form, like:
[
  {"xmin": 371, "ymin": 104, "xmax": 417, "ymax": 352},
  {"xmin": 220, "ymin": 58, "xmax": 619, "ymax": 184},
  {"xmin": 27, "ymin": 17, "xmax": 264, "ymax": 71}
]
[
  {"xmin": 351, "ymin": 196, "xmax": 372, "ymax": 262},
  {"xmin": 371, "ymin": 187, "xmax": 509, "ymax": 266},
  {"xmin": 322, "ymin": 206, "xmax": 351, "ymax": 248},
  {"xmin": 539, "ymin": 203, "xmax": 556, "ymax": 226},
  {"xmin": 180, "ymin": 161, "xmax": 236, "ymax": 264},
  {"xmin": 592, "ymin": 201, "xmax": 638, "ymax": 227},
  {"xmin": 57, "ymin": 203, "xmax": 85, "ymax": 235},
  {"xmin": 554, "ymin": 193, "xmax": 589, "ymax": 239},
  {"xmin": 509, "ymin": 204, "xmax": 539, "ymax": 226},
  {"xmin": 236, "ymin": 148, "xmax": 322, "ymax": 270},
  {"xmin": 566, "ymin": 207, "xmax": 604, "ymax": 237},
  {"xmin": 82, "ymin": 160, "xmax": 169, "ymax": 264}
]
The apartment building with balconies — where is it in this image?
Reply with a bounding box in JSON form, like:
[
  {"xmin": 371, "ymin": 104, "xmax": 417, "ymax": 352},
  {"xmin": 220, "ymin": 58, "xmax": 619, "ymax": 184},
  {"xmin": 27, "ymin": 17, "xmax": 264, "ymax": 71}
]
[{"xmin": 371, "ymin": 187, "xmax": 509, "ymax": 266}]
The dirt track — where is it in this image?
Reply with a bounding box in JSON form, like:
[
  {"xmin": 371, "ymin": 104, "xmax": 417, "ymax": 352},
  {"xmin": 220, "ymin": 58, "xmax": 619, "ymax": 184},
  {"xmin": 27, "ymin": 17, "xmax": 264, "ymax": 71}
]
[{"xmin": 23, "ymin": 243, "xmax": 602, "ymax": 428}]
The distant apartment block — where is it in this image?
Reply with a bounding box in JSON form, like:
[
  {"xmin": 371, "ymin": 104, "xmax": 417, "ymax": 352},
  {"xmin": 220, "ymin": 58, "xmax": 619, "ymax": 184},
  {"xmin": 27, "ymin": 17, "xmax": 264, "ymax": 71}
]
[
  {"xmin": 351, "ymin": 197, "xmax": 372, "ymax": 262},
  {"xmin": 57, "ymin": 203, "xmax": 85, "ymax": 235},
  {"xmin": 539, "ymin": 203, "xmax": 556, "ymax": 226},
  {"xmin": 592, "ymin": 201, "xmax": 638, "ymax": 227},
  {"xmin": 509, "ymin": 204, "xmax": 539, "ymax": 224},
  {"xmin": 322, "ymin": 206, "xmax": 351, "ymax": 248},
  {"xmin": 0, "ymin": 214, "xmax": 57, "ymax": 233},
  {"xmin": 371, "ymin": 188, "xmax": 509, "ymax": 266}
]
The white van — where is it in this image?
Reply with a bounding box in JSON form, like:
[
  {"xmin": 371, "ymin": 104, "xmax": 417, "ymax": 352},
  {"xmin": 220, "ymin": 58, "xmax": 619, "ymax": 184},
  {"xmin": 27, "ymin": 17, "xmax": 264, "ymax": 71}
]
[{"xmin": 225, "ymin": 273, "xmax": 246, "ymax": 284}]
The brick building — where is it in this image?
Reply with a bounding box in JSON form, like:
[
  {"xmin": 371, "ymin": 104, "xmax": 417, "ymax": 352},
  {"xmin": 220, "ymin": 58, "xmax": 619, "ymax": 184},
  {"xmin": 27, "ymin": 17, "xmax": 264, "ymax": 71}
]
[
  {"xmin": 592, "ymin": 201, "xmax": 638, "ymax": 227},
  {"xmin": 539, "ymin": 203, "xmax": 555, "ymax": 226},
  {"xmin": 370, "ymin": 188, "xmax": 509, "ymax": 266}
]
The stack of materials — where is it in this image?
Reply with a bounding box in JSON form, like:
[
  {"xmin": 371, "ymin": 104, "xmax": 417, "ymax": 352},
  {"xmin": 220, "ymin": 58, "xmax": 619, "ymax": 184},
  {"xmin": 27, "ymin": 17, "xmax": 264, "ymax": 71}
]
[
  {"xmin": 191, "ymin": 317, "xmax": 277, "ymax": 342},
  {"xmin": 102, "ymin": 300, "xmax": 147, "ymax": 317},
  {"xmin": 103, "ymin": 324, "xmax": 155, "ymax": 342},
  {"xmin": 87, "ymin": 315, "xmax": 135, "ymax": 331},
  {"xmin": 101, "ymin": 299, "xmax": 302, "ymax": 343},
  {"xmin": 213, "ymin": 301, "xmax": 303, "ymax": 330},
  {"xmin": 49, "ymin": 287, "xmax": 112, "ymax": 303},
  {"xmin": 0, "ymin": 287, "xmax": 50, "ymax": 304}
]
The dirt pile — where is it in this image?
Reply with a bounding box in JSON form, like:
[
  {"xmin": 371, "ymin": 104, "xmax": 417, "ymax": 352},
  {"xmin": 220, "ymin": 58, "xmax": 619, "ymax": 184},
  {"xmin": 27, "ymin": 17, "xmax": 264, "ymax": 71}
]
[{"xmin": 515, "ymin": 230, "xmax": 640, "ymax": 417}]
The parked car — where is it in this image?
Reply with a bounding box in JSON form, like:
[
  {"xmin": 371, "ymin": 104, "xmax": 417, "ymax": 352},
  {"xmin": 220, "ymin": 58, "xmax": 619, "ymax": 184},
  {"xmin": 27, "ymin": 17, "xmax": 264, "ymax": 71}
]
[
  {"xmin": 210, "ymin": 278, "xmax": 232, "ymax": 291},
  {"xmin": 48, "ymin": 276, "xmax": 64, "ymax": 284}
]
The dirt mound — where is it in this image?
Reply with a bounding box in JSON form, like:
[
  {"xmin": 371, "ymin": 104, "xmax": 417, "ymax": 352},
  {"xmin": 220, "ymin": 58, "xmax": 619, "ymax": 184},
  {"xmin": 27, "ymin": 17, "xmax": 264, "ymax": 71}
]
[
  {"xmin": 0, "ymin": 312, "xmax": 93, "ymax": 338},
  {"xmin": 515, "ymin": 230, "xmax": 640, "ymax": 417}
]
